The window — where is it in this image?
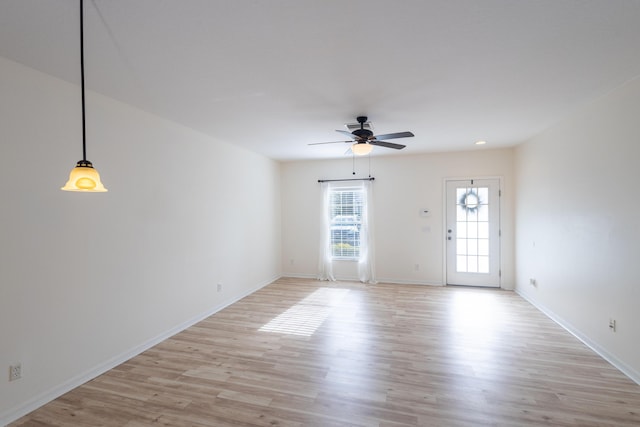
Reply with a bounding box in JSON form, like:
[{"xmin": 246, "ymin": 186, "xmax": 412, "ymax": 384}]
[
  {"xmin": 319, "ymin": 180, "xmax": 375, "ymax": 283},
  {"xmin": 329, "ymin": 188, "xmax": 363, "ymax": 259}
]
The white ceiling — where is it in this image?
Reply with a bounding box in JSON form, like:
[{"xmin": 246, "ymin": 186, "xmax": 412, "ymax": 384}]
[{"xmin": 2, "ymin": 0, "xmax": 640, "ymax": 161}]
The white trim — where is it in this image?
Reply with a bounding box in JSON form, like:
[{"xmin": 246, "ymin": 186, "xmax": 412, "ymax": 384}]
[
  {"xmin": 375, "ymin": 278, "xmax": 443, "ymax": 286},
  {"xmin": 516, "ymin": 289, "xmax": 640, "ymax": 386},
  {"xmin": 281, "ymin": 272, "xmax": 317, "ymax": 280},
  {"xmin": 0, "ymin": 275, "xmax": 279, "ymax": 426}
]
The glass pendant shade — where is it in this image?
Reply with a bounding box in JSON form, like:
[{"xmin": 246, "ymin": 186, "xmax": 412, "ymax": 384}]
[
  {"xmin": 351, "ymin": 142, "xmax": 373, "ymax": 155},
  {"xmin": 61, "ymin": 160, "xmax": 107, "ymax": 192}
]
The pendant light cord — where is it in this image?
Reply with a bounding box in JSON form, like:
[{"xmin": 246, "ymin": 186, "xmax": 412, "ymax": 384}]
[
  {"xmin": 80, "ymin": 0, "xmax": 87, "ymax": 162},
  {"xmin": 352, "ymin": 152, "xmax": 355, "ymax": 175}
]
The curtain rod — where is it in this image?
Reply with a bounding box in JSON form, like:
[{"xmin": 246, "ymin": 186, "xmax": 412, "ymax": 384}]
[{"xmin": 317, "ymin": 177, "xmax": 375, "ymax": 183}]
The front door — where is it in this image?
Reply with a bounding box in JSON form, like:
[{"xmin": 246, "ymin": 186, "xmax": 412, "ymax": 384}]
[{"xmin": 446, "ymin": 179, "xmax": 501, "ymax": 287}]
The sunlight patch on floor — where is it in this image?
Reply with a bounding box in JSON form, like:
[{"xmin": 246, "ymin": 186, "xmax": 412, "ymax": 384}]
[
  {"xmin": 448, "ymin": 290, "xmax": 508, "ymax": 374},
  {"xmin": 259, "ymin": 288, "xmax": 350, "ymax": 336},
  {"xmin": 450, "ymin": 291, "xmax": 504, "ymax": 341}
]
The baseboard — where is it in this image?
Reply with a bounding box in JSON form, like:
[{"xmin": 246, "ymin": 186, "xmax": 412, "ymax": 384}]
[
  {"xmin": 515, "ymin": 289, "xmax": 640, "ymax": 386},
  {"xmin": 376, "ymin": 278, "xmax": 443, "ymax": 286},
  {"xmin": 280, "ymin": 272, "xmax": 317, "ymax": 280},
  {"xmin": 0, "ymin": 275, "xmax": 279, "ymax": 426},
  {"xmin": 281, "ymin": 273, "xmax": 443, "ymax": 287},
  {"xmin": 281, "ymin": 274, "xmax": 371, "ymax": 284}
]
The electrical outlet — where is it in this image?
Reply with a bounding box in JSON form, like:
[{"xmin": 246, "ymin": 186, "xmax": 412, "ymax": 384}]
[
  {"xmin": 414, "ymin": 264, "xmax": 420, "ymax": 271},
  {"xmin": 217, "ymin": 283, "xmax": 222, "ymax": 292},
  {"xmin": 9, "ymin": 363, "xmax": 21, "ymax": 381},
  {"xmin": 529, "ymin": 278, "xmax": 537, "ymax": 286},
  {"xmin": 609, "ymin": 318, "xmax": 616, "ymax": 332}
]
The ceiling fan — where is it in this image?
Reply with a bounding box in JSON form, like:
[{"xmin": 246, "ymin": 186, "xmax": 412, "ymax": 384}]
[{"xmin": 309, "ymin": 116, "xmax": 414, "ymax": 155}]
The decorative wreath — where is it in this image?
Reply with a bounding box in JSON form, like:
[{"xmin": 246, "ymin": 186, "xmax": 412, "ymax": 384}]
[{"xmin": 459, "ymin": 189, "xmax": 480, "ymax": 213}]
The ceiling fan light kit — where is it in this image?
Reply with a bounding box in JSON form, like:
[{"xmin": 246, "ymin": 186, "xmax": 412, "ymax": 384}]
[
  {"xmin": 309, "ymin": 115, "xmax": 414, "ymax": 155},
  {"xmin": 351, "ymin": 142, "xmax": 374, "ymax": 156}
]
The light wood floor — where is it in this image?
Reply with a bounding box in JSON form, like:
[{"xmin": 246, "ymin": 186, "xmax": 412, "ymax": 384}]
[{"xmin": 11, "ymin": 278, "xmax": 640, "ymax": 426}]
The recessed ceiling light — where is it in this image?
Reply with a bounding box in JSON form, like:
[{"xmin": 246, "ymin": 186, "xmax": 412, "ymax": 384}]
[{"xmin": 475, "ymin": 140, "xmax": 487, "ymax": 145}]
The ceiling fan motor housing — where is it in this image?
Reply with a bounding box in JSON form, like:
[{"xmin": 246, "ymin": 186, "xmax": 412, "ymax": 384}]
[
  {"xmin": 353, "ymin": 116, "xmax": 372, "ymax": 140},
  {"xmin": 352, "ymin": 128, "xmax": 373, "ymax": 139}
]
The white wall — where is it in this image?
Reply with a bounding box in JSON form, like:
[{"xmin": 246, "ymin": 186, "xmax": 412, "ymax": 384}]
[
  {"xmin": 0, "ymin": 56, "xmax": 281, "ymax": 423},
  {"xmin": 515, "ymin": 76, "xmax": 640, "ymax": 382},
  {"xmin": 281, "ymin": 148, "xmax": 514, "ymax": 287}
]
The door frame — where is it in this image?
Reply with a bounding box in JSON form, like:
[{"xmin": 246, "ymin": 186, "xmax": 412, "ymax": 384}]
[{"xmin": 442, "ymin": 176, "xmax": 503, "ymax": 288}]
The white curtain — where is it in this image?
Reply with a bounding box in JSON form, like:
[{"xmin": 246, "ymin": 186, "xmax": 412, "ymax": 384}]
[
  {"xmin": 317, "ymin": 180, "xmax": 376, "ymax": 283},
  {"xmin": 317, "ymin": 182, "xmax": 335, "ymax": 281},
  {"xmin": 357, "ymin": 180, "xmax": 377, "ymax": 284}
]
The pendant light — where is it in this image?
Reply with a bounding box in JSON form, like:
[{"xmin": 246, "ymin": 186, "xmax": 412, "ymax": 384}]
[{"xmin": 62, "ymin": 0, "xmax": 107, "ymax": 192}]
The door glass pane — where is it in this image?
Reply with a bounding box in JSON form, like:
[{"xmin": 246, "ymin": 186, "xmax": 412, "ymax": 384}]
[
  {"xmin": 457, "ymin": 255, "xmax": 467, "ymax": 272},
  {"xmin": 456, "ymin": 239, "xmax": 467, "ymax": 255},
  {"xmin": 467, "ymin": 238, "xmax": 478, "ymax": 255},
  {"xmin": 477, "ymin": 203, "xmax": 489, "ymax": 221},
  {"xmin": 466, "ymin": 206, "xmax": 478, "ymax": 221},
  {"xmin": 478, "ymin": 222, "xmax": 489, "ymax": 238},
  {"xmin": 478, "ymin": 256, "xmax": 489, "ymax": 273},
  {"xmin": 477, "ymin": 187, "xmax": 488, "ymax": 203},
  {"xmin": 467, "ymin": 222, "xmax": 478, "ymax": 238},
  {"xmin": 478, "ymin": 239, "xmax": 489, "ymax": 256},
  {"xmin": 468, "ymin": 256, "xmax": 478, "ymax": 273},
  {"xmin": 457, "ymin": 222, "xmax": 467, "ymax": 238}
]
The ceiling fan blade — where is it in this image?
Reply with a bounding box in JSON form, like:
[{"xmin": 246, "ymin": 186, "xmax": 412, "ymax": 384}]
[
  {"xmin": 335, "ymin": 130, "xmax": 357, "ymax": 139},
  {"xmin": 369, "ymin": 140, "xmax": 406, "ymax": 150},
  {"xmin": 308, "ymin": 140, "xmax": 352, "ymax": 146},
  {"xmin": 373, "ymin": 131, "xmax": 414, "ymax": 140}
]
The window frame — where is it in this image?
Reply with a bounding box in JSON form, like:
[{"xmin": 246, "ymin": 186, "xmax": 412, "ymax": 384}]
[{"xmin": 328, "ymin": 186, "xmax": 364, "ymax": 260}]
